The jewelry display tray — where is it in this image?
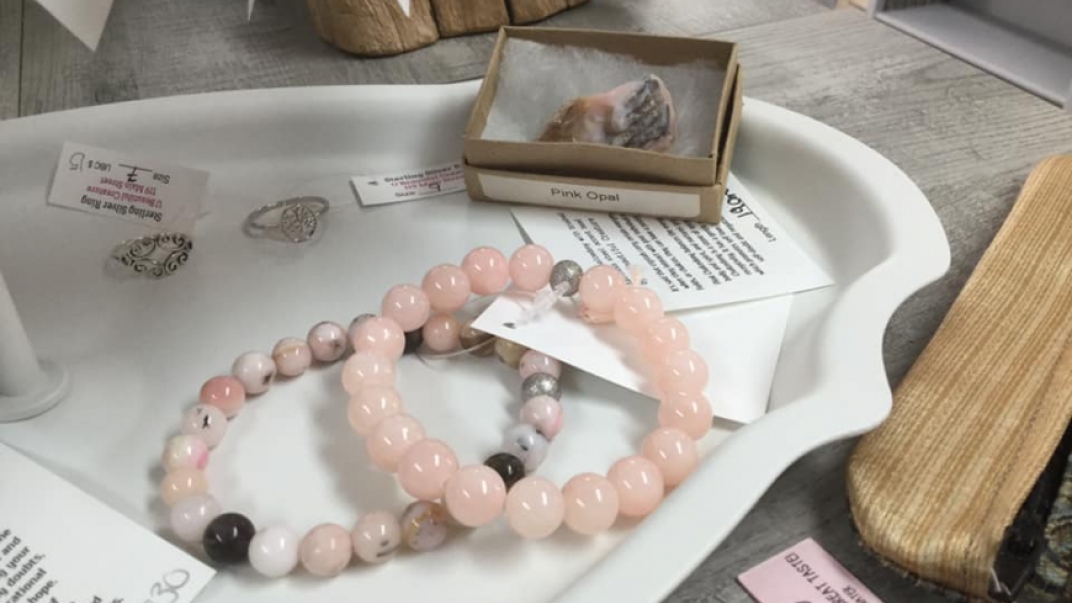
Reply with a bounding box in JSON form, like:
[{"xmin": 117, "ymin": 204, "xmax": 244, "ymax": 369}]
[{"xmin": 0, "ymin": 82, "xmax": 949, "ymax": 603}]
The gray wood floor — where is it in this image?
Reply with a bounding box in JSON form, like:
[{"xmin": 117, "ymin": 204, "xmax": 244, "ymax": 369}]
[{"xmin": 4, "ymin": 2, "xmax": 1072, "ymax": 602}]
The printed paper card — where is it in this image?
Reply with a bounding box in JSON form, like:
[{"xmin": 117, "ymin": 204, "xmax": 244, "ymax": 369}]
[
  {"xmin": 472, "ymin": 294, "xmax": 791, "ymax": 423},
  {"xmin": 47, "ymin": 142, "xmax": 209, "ymax": 235},
  {"xmin": 0, "ymin": 443, "xmax": 215, "ymax": 603},
  {"xmin": 509, "ymin": 173, "xmax": 833, "ymax": 312},
  {"xmin": 738, "ymin": 538, "xmax": 884, "ymax": 603},
  {"xmin": 351, "ymin": 162, "xmax": 465, "ymax": 207}
]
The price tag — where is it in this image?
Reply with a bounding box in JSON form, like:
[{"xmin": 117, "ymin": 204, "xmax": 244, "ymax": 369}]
[
  {"xmin": 351, "ymin": 162, "xmax": 465, "ymax": 207},
  {"xmin": 47, "ymin": 142, "xmax": 209, "ymax": 235},
  {"xmin": 0, "ymin": 443, "xmax": 215, "ymax": 603}
]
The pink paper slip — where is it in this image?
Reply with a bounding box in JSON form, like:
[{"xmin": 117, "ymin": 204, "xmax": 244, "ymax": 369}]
[{"xmin": 737, "ymin": 538, "xmax": 885, "ymax": 603}]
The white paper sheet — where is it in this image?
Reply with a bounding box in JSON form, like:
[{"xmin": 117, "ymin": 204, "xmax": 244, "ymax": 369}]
[
  {"xmin": 34, "ymin": 0, "xmax": 114, "ymax": 51},
  {"xmin": 0, "ymin": 443, "xmax": 215, "ymax": 603},
  {"xmin": 473, "ymin": 292, "xmax": 792, "ymax": 424},
  {"xmin": 510, "ymin": 174, "xmax": 833, "ymax": 312}
]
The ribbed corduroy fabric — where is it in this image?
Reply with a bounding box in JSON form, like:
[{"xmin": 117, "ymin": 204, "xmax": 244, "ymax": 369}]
[{"xmin": 848, "ymin": 155, "xmax": 1072, "ymax": 600}]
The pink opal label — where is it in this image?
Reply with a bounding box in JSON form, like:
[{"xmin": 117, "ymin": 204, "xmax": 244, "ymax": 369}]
[{"xmin": 738, "ymin": 538, "xmax": 884, "ymax": 603}]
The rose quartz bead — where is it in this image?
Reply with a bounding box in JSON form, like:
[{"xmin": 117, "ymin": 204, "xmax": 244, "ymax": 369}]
[
  {"xmin": 642, "ymin": 428, "xmax": 699, "ymax": 487},
  {"xmin": 162, "ymin": 434, "xmax": 210, "ymax": 471},
  {"xmin": 347, "ymin": 385, "xmax": 404, "ymax": 436},
  {"xmin": 643, "ymin": 316, "xmax": 691, "ymax": 362},
  {"xmin": 613, "ymin": 286, "xmax": 664, "ymax": 335},
  {"xmin": 658, "ymin": 349, "xmax": 709, "ymax": 395},
  {"xmin": 422, "ymin": 264, "xmax": 472, "ymax": 313},
  {"xmin": 443, "ymin": 465, "xmax": 506, "ymax": 527},
  {"xmin": 422, "ymin": 313, "xmax": 461, "ymax": 353},
  {"xmin": 307, "ymin": 321, "xmax": 348, "ymax": 363},
  {"xmin": 519, "ymin": 396, "xmax": 564, "ymax": 440},
  {"xmin": 351, "ymin": 511, "xmax": 401, "ymax": 563},
  {"xmin": 381, "ymin": 284, "xmax": 431, "ymax": 332},
  {"xmin": 199, "ymin": 375, "xmax": 245, "ymax": 418},
  {"xmin": 180, "ymin": 404, "xmax": 228, "ymax": 448},
  {"xmin": 231, "ymin": 351, "xmax": 276, "ymax": 395},
  {"xmin": 579, "ymin": 265, "xmax": 626, "ymax": 315},
  {"xmin": 562, "ymin": 473, "xmax": 620, "ymax": 535},
  {"xmin": 519, "ymin": 350, "xmax": 562, "ymax": 379},
  {"xmin": 272, "ymin": 337, "xmax": 312, "ymax": 377},
  {"xmin": 367, "ymin": 414, "xmax": 426, "ymax": 472},
  {"xmin": 160, "ymin": 468, "xmax": 209, "ymax": 506},
  {"xmin": 658, "ymin": 392, "xmax": 714, "ymax": 440},
  {"xmin": 299, "ymin": 523, "xmax": 352, "ymax": 578},
  {"xmin": 397, "ymin": 439, "xmax": 459, "ymax": 501},
  {"xmin": 341, "ymin": 352, "xmax": 396, "ymax": 394},
  {"xmin": 351, "ymin": 316, "xmax": 405, "ymax": 361},
  {"xmin": 509, "ymin": 244, "xmax": 554, "ymax": 292},
  {"xmin": 506, "ymin": 477, "xmax": 565, "ymax": 539},
  {"xmin": 461, "ymin": 247, "xmax": 510, "ymax": 296},
  {"xmin": 607, "ymin": 456, "xmax": 665, "ymax": 518}
]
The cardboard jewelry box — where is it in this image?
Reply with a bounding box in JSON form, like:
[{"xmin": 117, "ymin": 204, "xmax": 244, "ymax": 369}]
[{"xmin": 463, "ymin": 27, "xmax": 743, "ymax": 223}]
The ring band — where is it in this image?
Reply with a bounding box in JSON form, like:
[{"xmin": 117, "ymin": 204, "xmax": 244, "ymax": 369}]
[
  {"xmin": 110, "ymin": 232, "xmax": 193, "ymax": 279},
  {"xmin": 243, "ymin": 197, "xmax": 330, "ymax": 243}
]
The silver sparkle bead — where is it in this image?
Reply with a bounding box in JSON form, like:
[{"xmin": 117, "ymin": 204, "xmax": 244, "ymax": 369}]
[
  {"xmin": 521, "ymin": 372, "xmax": 561, "ymax": 401},
  {"xmin": 549, "ymin": 260, "xmax": 583, "ymax": 297}
]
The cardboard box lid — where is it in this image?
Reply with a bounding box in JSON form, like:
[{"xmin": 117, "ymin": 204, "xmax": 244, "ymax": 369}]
[{"xmin": 464, "ymin": 27, "xmax": 739, "ymax": 188}]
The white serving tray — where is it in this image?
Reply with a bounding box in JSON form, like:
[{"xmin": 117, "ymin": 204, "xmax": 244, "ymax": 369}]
[{"xmin": 0, "ymin": 82, "xmax": 949, "ymax": 603}]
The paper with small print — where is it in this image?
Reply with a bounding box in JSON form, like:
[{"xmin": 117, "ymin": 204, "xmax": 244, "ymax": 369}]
[
  {"xmin": 47, "ymin": 142, "xmax": 208, "ymax": 235},
  {"xmin": 510, "ymin": 173, "xmax": 833, "ymax": 311},
  {"xmin": 0, "ymin": 442, "xmax": 214, "ymax": 603},
  {"xmin": 473, "ymin": 294, "xmax": 791, "ymax": 423},
  {"xmin": 351, "ymin": 162, "xmax": 465, "ymax": 206}
]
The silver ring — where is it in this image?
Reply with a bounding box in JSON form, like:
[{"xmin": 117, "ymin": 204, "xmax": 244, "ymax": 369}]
[
  {"xmin": 109, "ymin": 232, "xmax": 193, "ymax": 279},
  {"xmin": 243, "ymin": 197, "xmax": 329, "ymax": 243}
]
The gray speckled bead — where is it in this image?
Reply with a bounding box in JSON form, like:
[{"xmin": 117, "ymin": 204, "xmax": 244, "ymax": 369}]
[
  {"xmin": 502, "ymin": 424, "xmax": 550, "ymax": 472},
  {"xmin": 549, "ymin": 260, "xmax": 583, "ymax": 296},
  {"xmin": 400, "ymin": 501, "xmax": 449, "ymax": 552},
  {"xmin": 521, "ymin": 372, "xmax": 561, "ymax": 401}
]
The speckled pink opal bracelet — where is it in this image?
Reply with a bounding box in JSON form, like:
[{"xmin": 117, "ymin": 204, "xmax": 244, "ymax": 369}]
[
  {"xmin": 344, "ymin": 245, "xmax": 713, "ymax": 540},
  {"xmin": 160, "ymin": 322, "xmax": 452, "ymax": 579}
]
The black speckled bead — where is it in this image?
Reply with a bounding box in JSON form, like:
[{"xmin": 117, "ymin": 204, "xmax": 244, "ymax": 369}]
[
  {"xmin": 404, "ymin": 329, "xmax": 424, "ymax": 355},
  {"xmin": 202, "ymin": 513, "xmax": 255, "ymax": 564},
  {"xmin": 484, "ymin": 452, "xmax": 526, "ymax": 490}
]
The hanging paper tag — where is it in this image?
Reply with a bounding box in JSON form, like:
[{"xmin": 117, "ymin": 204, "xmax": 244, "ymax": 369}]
[
  {"xmin": 351, "ymin": 162, "xmax": 465, "ymax": 206},
  {"xmin": 738, "ymin": 538, "xmax": 885, "ymax": 603}
]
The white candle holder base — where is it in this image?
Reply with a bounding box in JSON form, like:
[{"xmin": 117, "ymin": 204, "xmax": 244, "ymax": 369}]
[{"xmin": 0, "ymin": 359, "xmax": 70, "ymax": 422}]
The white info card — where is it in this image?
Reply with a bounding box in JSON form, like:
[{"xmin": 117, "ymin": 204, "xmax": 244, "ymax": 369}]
[{"xmin": 0, "ymin": 443, "xmax": 214, "ymax": 603}]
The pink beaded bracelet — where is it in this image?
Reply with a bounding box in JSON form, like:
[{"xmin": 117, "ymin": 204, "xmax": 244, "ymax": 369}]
[{"xmin": 345, "ymin": 245, "xmax": 714, "ymax": 539}]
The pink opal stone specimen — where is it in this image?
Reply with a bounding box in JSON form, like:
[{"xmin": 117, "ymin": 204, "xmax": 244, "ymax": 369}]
[
  {"xmin": 658, "ymin": 392, "xmax": 714, "ymax": 440},
  {"xmin": 519, "ymin": 350, "xmax": 562, "ymax": 379},
  {"xmin": 231, "ymin": 351, "xmax": 276, "ymax": 395},
  {"xmin": 444, "ymin": 465, "xmax": 507, "ymax": 527},
  {"xmin": 421, "ymin": 264, "xmax": 471, "ymax": 313},
  {"xmin": 509, "ymin": 244, "xmax": 554, "ymax": 292},
  {"xmin": 351, "ymin": 511, "xmax": 402, "ymax": 563},
  {"xmin": 381, "ymin": 284, "xmax": 432, "ymax": 332},
  {"xmin": 341, "ymin": 352, "xmax": 396, "ymax": 394},
  {"xmin": 299, "ymin": 524, "xmax": 352, "ymax": 577},
  {"xmin": 519, "ymin": 395, "xmax": 564, "ymax": 440},
  {"xmin": 562, "ymin": 473, "xmax": 620, "ymax": 535},
  {"xmin": 540, "ymin": 75, "xmax": 677, "ymax": 153},
  {"xmin": 347, "ymin": 385, "xmax": 404, "ymax": 436},
  {"xmin": 351, "ymin": 316, "xmax": 406, "ymax": 361},
  {"xmin": 307, "ymin": 321, "xmax": 348, "ymax": 363},
  {"xmin": 607, "ymin": 456, "xmax": 665, "ymax": 518},
  {"xmin": 461, "ymin": 247, "xmax": 510, "ymax": 296},
  {"xmin": 162, "ymin": 434, "xmax": 210, "ymax": 471},
  {"xmin": 397, "ymin": 439, "xmax": 459, "ymax": 501},
  {"xmin": 367, "ymin": 414, "xmax": 426, "ymax": 472},
  {"xmin": 180, "ymin": 404, "xmax": 228, "ymax": 448},
  {"xmin": 642, "ymin": 427, "xmax": 699, "ymax": 487},
  {"xmin": 160, "ymin": 467, "xmax": 209, "ymax": 506},
  {"xmin": 505, "ymin": 477, "xmax": 564, "ymax": 539},
  {"xmin": 272, "ymin": 337, "xmax": 312, "ymax": 378},
  {"xmin": 422, "ymin": 313, "xmax": 461, "ymax": 352},
  {"xmin": 199, "ymin": 375, "xmax": 245, "ymax": 418}
]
